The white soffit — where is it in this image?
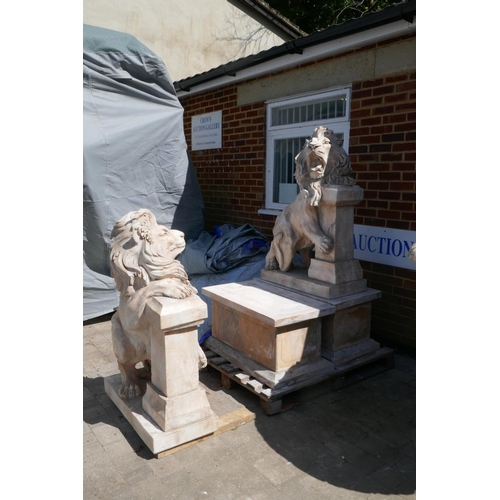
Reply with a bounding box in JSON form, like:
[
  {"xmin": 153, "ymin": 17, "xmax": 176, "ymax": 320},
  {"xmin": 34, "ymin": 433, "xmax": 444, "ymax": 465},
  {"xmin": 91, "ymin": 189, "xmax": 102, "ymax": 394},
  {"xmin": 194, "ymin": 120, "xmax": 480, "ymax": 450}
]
[{"xmin": 177, "ymin": 18, "xmax": 416, "ymax": 98}]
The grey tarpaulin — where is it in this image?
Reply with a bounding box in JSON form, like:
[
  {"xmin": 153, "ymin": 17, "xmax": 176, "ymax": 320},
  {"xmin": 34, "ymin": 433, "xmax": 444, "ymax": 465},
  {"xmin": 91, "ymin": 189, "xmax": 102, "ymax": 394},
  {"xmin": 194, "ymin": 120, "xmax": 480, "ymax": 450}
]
[
  {"xmin": 178, "ymin": 224, "xmax": 269, "ymax": 275},
  {"xmin": 83, "ymin": 25, "xmax": 204, "ymax": 321}
]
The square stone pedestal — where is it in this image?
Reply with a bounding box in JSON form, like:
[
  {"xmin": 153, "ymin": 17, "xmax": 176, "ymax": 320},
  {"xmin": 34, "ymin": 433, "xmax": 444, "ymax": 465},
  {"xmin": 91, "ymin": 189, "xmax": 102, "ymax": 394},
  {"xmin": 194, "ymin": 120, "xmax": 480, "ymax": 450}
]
[{"xmin": 104, "ymin": 295, "xmax": 218, "ymax": 455}]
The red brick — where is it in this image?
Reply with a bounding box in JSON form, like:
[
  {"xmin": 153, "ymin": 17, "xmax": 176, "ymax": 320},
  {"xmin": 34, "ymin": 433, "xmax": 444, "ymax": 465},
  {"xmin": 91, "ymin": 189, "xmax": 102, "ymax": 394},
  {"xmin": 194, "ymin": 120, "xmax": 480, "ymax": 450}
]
[
  {"xmin": 371, "ymin": 125, "xmax": 393, "ymax": 134},
  {"xmin": 368, "ymin": 163, "xmax": 391, "ymax": 172},
  {"xmin": 390, "ymin": 181, "xmax": 415, "ymax": 191},
  {"xmin": 395, "ymin": 102, "xmax": 415, "ymax": 112},
  {"xmin": 362, "ymin": 78, "xmax": 384, "ymax": 88},
  {"xmin": 352, "ymin": 88, "xmax": 373, "ymax": 99},
  {"xmin": 402, "ymin": 192, "xmax": 416, "ymax": 201},
  {"xmin": 395, "ymin": 81, "xmax": 416, "ymax": 92},
  {"xmin": 350, "ymin": 127, "xmax": 371, "ymax": 136},
  {"xmin": 373, "ymin": 85, "xmax": 395, "ymax": 96},
  {"xmin": 379, "ymin": 191, "xmax": 401, "ymax": 200},
  {"xmin": 369, "ymin": 144, "xmax": 392, "ymax": 153},
  {"xmin": 373, "ymin": 105, "xmax": 395, "ymax": 115},
  {"xmin": 361, "ymin": 117, "xmax": 382, "ymax": 126},
  {"xmin": 362, "ymin": 96, "xmax": 384, "ymax": 107},
  {"xmin": 367, "ymin": 181, "xmax": 390, "ymax": 190},
  {"xmin": 385, "ymin": 74, "xmax": 408, "ymax": 83},
  {"xmin": 390, "ymin": 201, "xmax": 414, "ymax": 211},
  {"xmin": 379, "ymin": 172, "xmax": 401, "ymax": 181},
  {"xmin": 378, "ymin": 210, "xmax": 401, "ymax": 220},
  {"xmin": 392, "ymin": 142, "xmax": 416, "ymax": 152},
  {"xmin": 383, "ymin": 113, "xmax": 408, "ymax": 124},
  {"xmin": 394, "ymin": 122, "xmax": 416, "ymax": 132},
  {"xmin": 351, "ymin": 108, "xmax": 371, "ymax": 119},
  {"xmin": 359, "ymin": 135, "xmax": 381, "ymax": 144},
  {"xmin": 382, "ymin": 133, "xmax": 405, "ymax": 142},
  {"xmin": 380, "ymin": 153, "xmax": 403, "ymax": 162}
]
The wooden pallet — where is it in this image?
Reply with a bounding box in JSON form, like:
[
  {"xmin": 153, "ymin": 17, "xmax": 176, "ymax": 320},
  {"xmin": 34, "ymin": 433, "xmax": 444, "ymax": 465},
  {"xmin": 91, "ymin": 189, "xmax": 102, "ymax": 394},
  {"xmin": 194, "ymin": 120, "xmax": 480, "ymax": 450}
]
[
  {"xmin": 203, "ymin": 345, "xmax": 394, "ymax": 415},
  {"xmin": 155, "ymin": 407, "xmax": 256, "ymax": 459}
]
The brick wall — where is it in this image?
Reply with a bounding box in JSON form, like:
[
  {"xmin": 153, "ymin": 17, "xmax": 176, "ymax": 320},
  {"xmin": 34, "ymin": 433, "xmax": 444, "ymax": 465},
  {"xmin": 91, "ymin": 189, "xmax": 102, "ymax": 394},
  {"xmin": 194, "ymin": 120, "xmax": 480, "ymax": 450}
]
[
  {"xmin": 350, "ymin": 73, "xmax": 416, "ymax": 231},
  {"xmin": 350, "ymin": 72, "xmax": 416, "ymax": 349},
  {"xmin": 183, "ymin": 89, "xmax": 276, "ymax": 236},
  {"xmin": 180, "ymin": 57, "xmax": 416, "ymax": 350}
]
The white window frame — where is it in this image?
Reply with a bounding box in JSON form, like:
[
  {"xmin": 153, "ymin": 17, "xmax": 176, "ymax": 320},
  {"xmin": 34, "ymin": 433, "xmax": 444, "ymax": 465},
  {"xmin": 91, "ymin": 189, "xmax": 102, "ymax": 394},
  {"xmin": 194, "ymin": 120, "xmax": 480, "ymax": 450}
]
[{"xmin": 263, "ymin": 86, "xmax": 351, "ymax": 212}]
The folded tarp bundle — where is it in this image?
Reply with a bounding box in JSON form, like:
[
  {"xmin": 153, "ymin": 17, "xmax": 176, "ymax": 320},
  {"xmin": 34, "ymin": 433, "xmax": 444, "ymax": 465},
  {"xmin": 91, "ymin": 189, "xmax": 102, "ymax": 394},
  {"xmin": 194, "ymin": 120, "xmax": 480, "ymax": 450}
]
[{"xmin": 178, "ymin": 224, "xmax": 269, "ymax": 276}]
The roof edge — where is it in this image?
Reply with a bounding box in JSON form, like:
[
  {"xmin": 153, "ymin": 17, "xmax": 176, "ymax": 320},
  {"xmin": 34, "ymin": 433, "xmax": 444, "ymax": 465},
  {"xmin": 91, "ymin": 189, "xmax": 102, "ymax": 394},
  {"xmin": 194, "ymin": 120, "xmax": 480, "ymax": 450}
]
[
  {"xmin": 175, "ymin": 0, "xmax": 415, "ymax": 93},
  {"xmin": 233, "ymin": 0, "xmax": 308, "ymax": 38}
]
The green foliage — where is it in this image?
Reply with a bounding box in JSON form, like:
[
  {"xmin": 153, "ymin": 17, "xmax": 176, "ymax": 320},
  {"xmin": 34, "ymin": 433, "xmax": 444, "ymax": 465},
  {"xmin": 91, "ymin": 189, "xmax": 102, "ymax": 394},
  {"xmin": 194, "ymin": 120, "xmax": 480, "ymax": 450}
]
[{"xmin": 266, "ymin": 0, "xmax": 404, "ymax": 34}]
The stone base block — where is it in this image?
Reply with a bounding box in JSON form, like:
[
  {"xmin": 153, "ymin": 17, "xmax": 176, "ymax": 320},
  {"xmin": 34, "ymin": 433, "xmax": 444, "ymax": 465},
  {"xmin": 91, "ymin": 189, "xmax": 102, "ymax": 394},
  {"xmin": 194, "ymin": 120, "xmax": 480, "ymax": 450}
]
[
  {"xmin": 322, "ymin": 302, "xmax": 372, "ymax": 351},
  {"xmin": 261, "ymin": 267, "xmax": 366, "ymax": 299},
  {"xmin": 104, "ymin": 374, "xmax": 218, "ymax": 455},
  {"xmin": 142, "ymin": 383, "xmax": 213, "ymax": 432},
  {"xmin": 322, "ymin": 338, "xmax": 380, "ymax": 366},
  {"xmin": 204, "ymin": 336, "xmax": 336, "ymax": 389},
  {"xmin": 308, "ymin": 258, "xmax": 364, "ymax": 285}
]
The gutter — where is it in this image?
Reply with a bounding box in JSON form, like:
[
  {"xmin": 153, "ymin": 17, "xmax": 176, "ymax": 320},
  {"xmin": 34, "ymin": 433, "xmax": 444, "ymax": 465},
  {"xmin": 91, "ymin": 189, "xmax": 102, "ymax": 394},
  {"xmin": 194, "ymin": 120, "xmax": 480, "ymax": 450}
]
[
  {"xmin": 233, "ymin": 0, "xmax": 308, "ymax": 39},
  {"xmin": 175, "ymin": 0, "xmax": 415, "ymax": 93}
]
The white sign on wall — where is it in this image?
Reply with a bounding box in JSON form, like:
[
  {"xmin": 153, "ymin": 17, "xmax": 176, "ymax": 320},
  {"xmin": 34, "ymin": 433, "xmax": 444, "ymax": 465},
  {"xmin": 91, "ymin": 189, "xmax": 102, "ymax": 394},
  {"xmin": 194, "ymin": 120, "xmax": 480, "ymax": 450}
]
[
  {"xmin": 353, "ymin": 224, "xmax": 416, "ymax": 270},
  {"xmin": 191, "ymin": 111, "xmax": 222, "ymax": 151}
]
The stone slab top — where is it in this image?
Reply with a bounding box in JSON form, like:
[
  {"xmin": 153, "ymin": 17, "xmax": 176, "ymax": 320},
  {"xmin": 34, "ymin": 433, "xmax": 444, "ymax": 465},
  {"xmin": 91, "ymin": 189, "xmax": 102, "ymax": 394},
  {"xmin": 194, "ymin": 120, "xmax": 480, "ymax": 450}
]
[
  {"xmin": 204, "ymin": 278, "xmax": 382, "ymax": 327},
  {"xmin": 146, "ymin": 294, "xmax": 208, "ymax": 332},
  {"xmin": 321, "ymin": 184, "xmax": 363, "ymax": 206},
  {"xmin": 202, "ymin": 279, "xmax": 337, "ymax": 327}
]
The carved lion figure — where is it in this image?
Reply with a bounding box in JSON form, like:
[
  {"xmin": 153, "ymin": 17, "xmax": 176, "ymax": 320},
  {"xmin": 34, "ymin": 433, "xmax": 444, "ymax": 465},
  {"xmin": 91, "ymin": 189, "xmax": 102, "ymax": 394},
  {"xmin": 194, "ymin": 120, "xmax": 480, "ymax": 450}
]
[
  {"xmin": 265, "ymin": 126, "xmax": 354, "ymax": 272},
  {"xmin": 266, "ymin": 127, "xmax": 333, "ymax": 271},
  {"xmin": 109, "ymin": 208, "xmax": 207, "ymax": 399}
]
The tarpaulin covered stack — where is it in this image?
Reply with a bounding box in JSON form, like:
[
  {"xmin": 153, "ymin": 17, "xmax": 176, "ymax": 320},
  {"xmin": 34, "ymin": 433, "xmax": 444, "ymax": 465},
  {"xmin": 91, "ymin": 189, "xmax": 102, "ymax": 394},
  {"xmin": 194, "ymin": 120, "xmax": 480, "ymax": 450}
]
[{"xmin": 83, "ymin": 25, "xmax": 204, "ymax": 320}]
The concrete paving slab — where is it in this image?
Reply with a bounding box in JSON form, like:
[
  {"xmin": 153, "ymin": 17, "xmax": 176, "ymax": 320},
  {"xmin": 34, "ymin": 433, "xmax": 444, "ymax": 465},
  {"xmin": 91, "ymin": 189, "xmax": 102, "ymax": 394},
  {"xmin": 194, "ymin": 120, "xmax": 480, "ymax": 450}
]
[{"xmin": 83, "ymin": 317, "xmax": 416, "ymax": 499}]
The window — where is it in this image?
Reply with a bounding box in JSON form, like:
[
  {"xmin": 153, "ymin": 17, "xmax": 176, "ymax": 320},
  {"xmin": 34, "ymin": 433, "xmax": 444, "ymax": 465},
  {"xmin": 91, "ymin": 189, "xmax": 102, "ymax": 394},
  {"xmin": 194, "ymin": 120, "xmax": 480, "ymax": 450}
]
[{"xmin": 263, "ymin": 87, "xmax": 351, "ymax": 211}]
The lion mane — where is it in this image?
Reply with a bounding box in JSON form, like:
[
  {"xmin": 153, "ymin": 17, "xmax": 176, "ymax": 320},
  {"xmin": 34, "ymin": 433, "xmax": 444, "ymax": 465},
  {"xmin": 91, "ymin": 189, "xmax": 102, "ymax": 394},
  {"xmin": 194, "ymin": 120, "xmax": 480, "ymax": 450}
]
[
  {"xmin": 108, "ymin": 208, "xmax": 205, "ymax": 400},
  {"xmin": 323, "ymin": 128, "xmax": 355, "ymax": 186},
  {"xmin": 294, "ymin": 126, "xmax": 331, "ymax": 207},
  {"xmin": 110, "ymin": 208, "xmax": 195, "ymax": 297}
]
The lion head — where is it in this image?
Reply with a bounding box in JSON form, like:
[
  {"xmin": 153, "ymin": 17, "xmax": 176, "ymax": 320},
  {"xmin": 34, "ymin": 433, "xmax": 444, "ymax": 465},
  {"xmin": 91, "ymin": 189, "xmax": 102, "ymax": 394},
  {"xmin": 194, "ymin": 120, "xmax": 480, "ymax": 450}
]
[
  {"xmin": 294, "ymin": 126, "xmax": 332, "ymax": 207},
  {"xmin": 294, "ymin": 126, "xmax": 355, "ymax": 207},
  {"xmin": 109, "ymin": 208, "xmax": 195, "ymax": 297}
]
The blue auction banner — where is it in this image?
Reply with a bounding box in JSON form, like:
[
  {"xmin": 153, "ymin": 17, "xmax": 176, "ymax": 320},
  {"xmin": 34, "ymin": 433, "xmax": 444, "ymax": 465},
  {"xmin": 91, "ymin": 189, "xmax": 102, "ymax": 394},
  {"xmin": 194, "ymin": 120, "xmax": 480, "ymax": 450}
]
[{"xmin": 353, "ymin": 224, "xmax": 416, "ymax": 270}]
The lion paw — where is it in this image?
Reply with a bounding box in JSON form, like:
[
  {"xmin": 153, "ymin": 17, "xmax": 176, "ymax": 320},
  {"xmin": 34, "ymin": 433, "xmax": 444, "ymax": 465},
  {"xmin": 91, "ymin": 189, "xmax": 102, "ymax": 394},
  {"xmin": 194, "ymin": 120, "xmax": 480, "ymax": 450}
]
[
  {"xmin": 118, "ymin": 382, "xmax": 142, "ymax": 400},
  {"xmin": 168, "ymin": 283, "xmax": 195, "ymax": 299},
  {"xmin": 198, "ymin": 349, "xmax": 208, "ymax": 370},
  {"xmin": 265, "ymin": 259, "xmax": 279, "ymax": 270},
  {"xmin": 318, "ymin": 236, "xmax": 333, "ymax": 253}
]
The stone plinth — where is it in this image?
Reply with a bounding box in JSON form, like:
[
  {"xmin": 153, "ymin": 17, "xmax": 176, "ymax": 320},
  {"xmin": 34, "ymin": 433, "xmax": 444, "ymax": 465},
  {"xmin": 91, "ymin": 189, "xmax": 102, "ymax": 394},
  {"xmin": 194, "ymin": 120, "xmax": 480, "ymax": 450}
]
[
  {"xmin": 104, "ymin": 294, "xmax": 217, "ymax": 454},
  {"xmin": 261, "ymin": 267, "xmax": 367, "ymax": 299},
  {"xmin": 104, "ymin": 374, "xmax": 217, "ymax": 455},
  {"xmin": 320, "ymin": 302, "xmax": 380, "ymax": 364},
  {"xmin": 308, "ymin": 185, "xmax": 365, "ymax": 288},
  {"xmin": 203, "ymin": 279, "xmax": 381, "ymax": 388}
]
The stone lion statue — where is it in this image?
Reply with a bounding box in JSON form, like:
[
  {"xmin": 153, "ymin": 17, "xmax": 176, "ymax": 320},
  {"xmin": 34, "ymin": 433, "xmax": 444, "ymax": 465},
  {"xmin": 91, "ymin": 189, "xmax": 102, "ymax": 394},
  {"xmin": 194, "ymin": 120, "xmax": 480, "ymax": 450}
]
[
  {"xmin": 408, "ymin": 243, "xmax": 416, "ymax": 263},
  {"xmin": 265, "ymin": 126, "xmax": 354, "ymax": 272},
  {"xmin": 109, "ymin": 208, "xmax": 207, "ymax": 399}
]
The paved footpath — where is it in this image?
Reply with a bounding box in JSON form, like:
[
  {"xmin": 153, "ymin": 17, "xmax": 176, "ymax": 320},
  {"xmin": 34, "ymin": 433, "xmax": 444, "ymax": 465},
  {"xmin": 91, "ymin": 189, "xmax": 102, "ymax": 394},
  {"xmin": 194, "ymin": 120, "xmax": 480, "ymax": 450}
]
[{"xmin": 84, "ymin": 316, "xmax": 416, "ymax": 500}]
